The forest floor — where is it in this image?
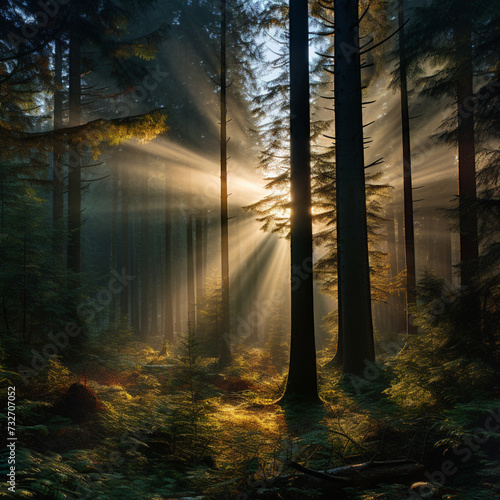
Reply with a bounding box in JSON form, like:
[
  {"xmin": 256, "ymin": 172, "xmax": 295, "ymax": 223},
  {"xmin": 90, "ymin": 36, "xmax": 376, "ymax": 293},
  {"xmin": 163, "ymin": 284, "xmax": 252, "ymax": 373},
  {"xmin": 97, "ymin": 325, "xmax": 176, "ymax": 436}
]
[{"xmin": 1, "ymin": 341, "xmax": 499, "ymax": 500}]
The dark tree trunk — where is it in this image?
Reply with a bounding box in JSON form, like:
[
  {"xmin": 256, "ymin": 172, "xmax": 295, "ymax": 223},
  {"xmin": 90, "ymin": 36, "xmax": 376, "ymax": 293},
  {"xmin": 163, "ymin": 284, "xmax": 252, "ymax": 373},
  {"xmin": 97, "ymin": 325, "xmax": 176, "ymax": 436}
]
[
  {"xmin": 325, "ymin": 250, "xmax": 343, "ymax": 368},
  {"xmin": 280, "ymin": 0, "xmax": 319, "ymax": 402},
  {"xmin": 455, "ymin": 23, "xmax": 478, "ymax": 287},
  {"xmin": 398, "ymin": 0, "xmax": 417, "ymax": 335},
  {"xmin": 455, "ymin": 21, "xmax": 481, "ymax": 341},
  {"xmin": 187, "ymin": 212, "xmax": 195, "ymax": 337},
  {"xmin": 150, "ymin": 227, "xmax": 158, "ymax": 339},
  {"xmin": 335, "ymin": 0, "xmax": 375, "ymax": 376},
  {"xmin": 140, "ymin": 162, "xmax": 149, "ymax": 341},
  {"xmin": 52, "ymin": 38, "xmax": 64, "ymax": 258},
  {"xmin": 202, "ymin": 215, "xmax": 208, "ymax": 289},
  {"xmin": 174, "ymin": 220, "xmax": 182, "ymax": 335},
  {"xmin": 195, "ymin": 212, "xmax": 203, "ymax": 329},
  {"xmin": 67, "ymin": 30, "xmax": 81, "ymax": 275},
  {"xmin": 163, "ymin": 172, "xmax": 174, "ymax": 347},
  {"xmin": 219, "ymin": 0, "xmax": 231, "ymax": 365},
  {"xmin": 131, "ymin": 210, "xmax": 140, "ymax": 335},
  {"xmin": 120, "ymin": 153, "xmax": 130, "ymax": 318},
  {"xmin": 331, "ymin": 256, "xmax": 344, "ymax": 367},
  {"xmin": 109, "ymin": 159, "xmax": 119, "ymax": 326}
]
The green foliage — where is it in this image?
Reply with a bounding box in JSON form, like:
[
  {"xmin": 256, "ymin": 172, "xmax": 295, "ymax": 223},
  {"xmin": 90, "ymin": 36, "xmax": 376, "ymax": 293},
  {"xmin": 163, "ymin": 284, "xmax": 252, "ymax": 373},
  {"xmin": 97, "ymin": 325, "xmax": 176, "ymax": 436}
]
[
  {"xmin": 26, "ymin": 358, "xmax": 73, "ymax": 400},
  {"xmin": 386, "ymin": 272, "xmax": 499, "ymax": 413}
]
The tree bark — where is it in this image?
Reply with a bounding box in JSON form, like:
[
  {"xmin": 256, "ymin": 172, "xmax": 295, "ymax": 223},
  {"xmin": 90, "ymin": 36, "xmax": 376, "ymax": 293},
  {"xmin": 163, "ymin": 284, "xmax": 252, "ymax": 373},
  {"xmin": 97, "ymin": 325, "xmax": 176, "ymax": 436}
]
[
  {"xmin": 335, "ymin": 0, "xmax": 375, "ymax": 376},
  {"xmin": 109, "ymin": 158, "xmax": 119, "ymax": 326},
  {"xmin": 130, "ymin": 208, "xmax": 140, "ymax": 335},
  {"xmin": 163, "ymin": 172, "xmax": 174, "ymax": 347},
  {"xmin": 280, "ymin": 0, "xmax": 319, "ymax": 402},
  {"xmin": 455, "ymin": 23, "xmax": 478, "ymax": 286},
  {"xmin": 187, "ymin": 212, "xmax": 195, "ymax": 338},
  {"xmin": 150, "ymin": 227, "xmax": 159, "ymax": 339},
  {"xmin": 398, "ymin": 0, "xmax": 417, "ymax": 335},
  {"xmin": 195, "ymin": 212, "xmax": 203, "ymax": 329},
  {"xmin": 140, "ymin": 158, "xmax": 149, "ymax": 341},
  {"xmin": 52, "ymin": 38, "xmax": 64, "ymax": 258},
  {"xmin": 455, "ymin": 21, "xmax": 480, "ymax": 339},
  {"xmin": 120, "ymin": 151, "xmax": 130, "ymax": 318},
  {"xmin": 67, "ymin": 30, "xmax": 81, "ymax": 275},
  {"xmin": 219, "ymin": 0, "xmax": 231, "ymax": 365}
]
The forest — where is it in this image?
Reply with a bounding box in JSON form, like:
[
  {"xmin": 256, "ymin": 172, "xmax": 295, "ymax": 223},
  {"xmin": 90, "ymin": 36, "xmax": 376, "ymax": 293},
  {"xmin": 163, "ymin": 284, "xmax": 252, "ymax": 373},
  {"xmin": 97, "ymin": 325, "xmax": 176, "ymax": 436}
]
[{"xmin": 0, "ymin": 0, "xmax": 499, "ymax": 498}]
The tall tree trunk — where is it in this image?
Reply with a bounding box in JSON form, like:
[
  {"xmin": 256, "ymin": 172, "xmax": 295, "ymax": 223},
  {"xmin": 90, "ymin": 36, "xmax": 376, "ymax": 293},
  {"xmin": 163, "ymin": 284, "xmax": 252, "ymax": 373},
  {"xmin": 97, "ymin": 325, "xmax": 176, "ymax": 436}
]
[
  {"xmin": 187, "ymin": 212, "xmax": 195, "ymax": 338},
  {"xmin": 202, "ymin": 215, "xmax": 208, "ymax": 290},
  {"xmin": 174, "ymin": 268, "xmax": 182, "ymax": 336},
  {"xmin": 163, "ymin": 172, "xmax": 174, "ymax": 348},
  {"xmin": 195, "ymin": 212, "xmax": 203, "ymax": 329},
  {"xmin": 131, "ymin": 209, "xmax": 140, "ymax": 335},
  {"xmin": 280, "ymin": 0, "xmax": 319, "ymax": 402},
  {"xmin": 455, "ymin": 20, "xmax": 481, "ymax": 343},
  {"xmin": 120, "ymin": 152, "xmax": 130, "ymax": 318},
  {"xmin": 335, "ymin": 0, "xmax": 375, "ymax": 376},
  {"xmin": 398, "ymin": 0, "xmax": 417, "ymax": 335},
  {"xmin": 140, "ymin": 161, "xmax": 149, "ymax": 341},
  {"xmin": 455, "ymin": 23, "xmax": 478, "ymax": 288},
  {"xmin": 109, "ymin": 159, "xmax": 119, "ymax": 326},
  {"xmin": 52, "ymin": 38, "xmax": 64, "ymax": 257},
  {"xmin": 150, "ymin": 227, "xmax": 159, "ymax": 339},
  {"xmin": 67, "ymin": 30, "xmax": 81, "ymax": 275},
  {"xmin": 219, "ymin": 0, "xmax": 231, "ymax": 365}
]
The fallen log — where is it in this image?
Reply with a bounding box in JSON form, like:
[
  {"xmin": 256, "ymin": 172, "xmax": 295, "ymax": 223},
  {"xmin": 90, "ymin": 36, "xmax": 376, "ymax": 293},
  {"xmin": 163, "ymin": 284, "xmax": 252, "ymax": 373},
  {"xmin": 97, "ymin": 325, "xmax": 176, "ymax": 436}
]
[{"xmin": 287, "ymin": 459, "xmax": 425, "ymax": 487}]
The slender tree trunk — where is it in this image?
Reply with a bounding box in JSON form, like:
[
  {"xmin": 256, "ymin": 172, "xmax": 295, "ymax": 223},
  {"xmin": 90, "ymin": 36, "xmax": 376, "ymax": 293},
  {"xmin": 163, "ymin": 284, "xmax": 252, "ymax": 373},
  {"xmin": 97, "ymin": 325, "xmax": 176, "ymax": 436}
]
[
  {"xmin": 219, "ymin": 0, "xmax": 231, "ymax": 365},
  {"xmin": 245, "ymin": 224, "xmax": 259, "ymax": 344},
  {"xmin": 120, "ymin": 152, "xmax": 130, "ymax": 318},
  {"xmin": 195, "ymin": 212, "xmax": 203, "ymax": 329},
  {"xmin": 163, "ymin": 172, "xmax": 174, "ymax": 348},
  {"xmin": 280, "ymin": 0, "xmax": 319, "ymax": 402},
  {"xmin": 109, "ymin": 159, "xmax": 119, "ymax": 326},
  {"xmin": 455, "ymin": 21, "xmax": 481, "ymax": 343},
  {"xmin": 52, "ymin": 38, "xmax": 64, "ymax": 257},
  {"xmin": 187, "ymin": 212, "xmax": 195, "ymax": 338},
  {"xmin": 455, "ymin": 23, "xmax": 478, "ymax": 288},
  {"xmin": 398, "ymin": 0, "xmax": 417, "ymax": 335},
  {"xmin": 67, "ymin": 30, "xmax": 81, "ymax": 275},
  {"xmin": 140, "ymin": 161, "xmax": 149, "ymax": 341},
  {"xmin": 175, "ymin": 256, "xmax": 182, "ymax": 335},
  {"xmin": 131, "ymin": 209, "xmax": 140, "ymax": 334},
  {"xmin": 202, "ymin": 215, "xmax": 208, "ymax": 290},
  {"xmin": 150, "ymin": 227, "xmax": 159, "ymax": 339},
  {"xmin": 335, "ymin": 0, "xmax": 375, "ymax": 376}
]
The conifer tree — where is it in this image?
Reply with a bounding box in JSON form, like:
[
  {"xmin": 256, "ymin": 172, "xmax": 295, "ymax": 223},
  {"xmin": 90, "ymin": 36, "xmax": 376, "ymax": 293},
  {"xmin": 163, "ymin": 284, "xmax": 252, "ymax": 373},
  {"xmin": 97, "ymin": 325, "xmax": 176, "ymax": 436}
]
[
  {"xmin": 334, "ymin": 0, "xmax": 375, "ymax": 375},
  {"xmin": 279, "ymin": 0, "xmax": 319, "ymax": 402}
]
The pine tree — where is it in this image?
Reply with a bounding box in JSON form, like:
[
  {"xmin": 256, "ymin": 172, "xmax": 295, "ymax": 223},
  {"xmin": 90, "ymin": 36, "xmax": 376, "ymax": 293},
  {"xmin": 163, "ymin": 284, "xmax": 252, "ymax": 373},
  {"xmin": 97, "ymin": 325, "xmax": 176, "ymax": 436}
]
[
  {"xmin": 279, "ymin": 0, "xmax": 319, "ymax": 403},
  {"xmin": 334, "ymin": 0, "xmax": 375, "ymax": 376}
]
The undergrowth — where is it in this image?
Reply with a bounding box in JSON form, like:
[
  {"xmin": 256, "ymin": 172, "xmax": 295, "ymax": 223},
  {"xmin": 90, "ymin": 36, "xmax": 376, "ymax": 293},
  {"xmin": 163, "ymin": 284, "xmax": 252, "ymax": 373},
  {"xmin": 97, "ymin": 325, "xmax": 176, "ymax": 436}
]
[{"xmin": 1, "ymin": 296, "xmax": 499, "ymax": 500}]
